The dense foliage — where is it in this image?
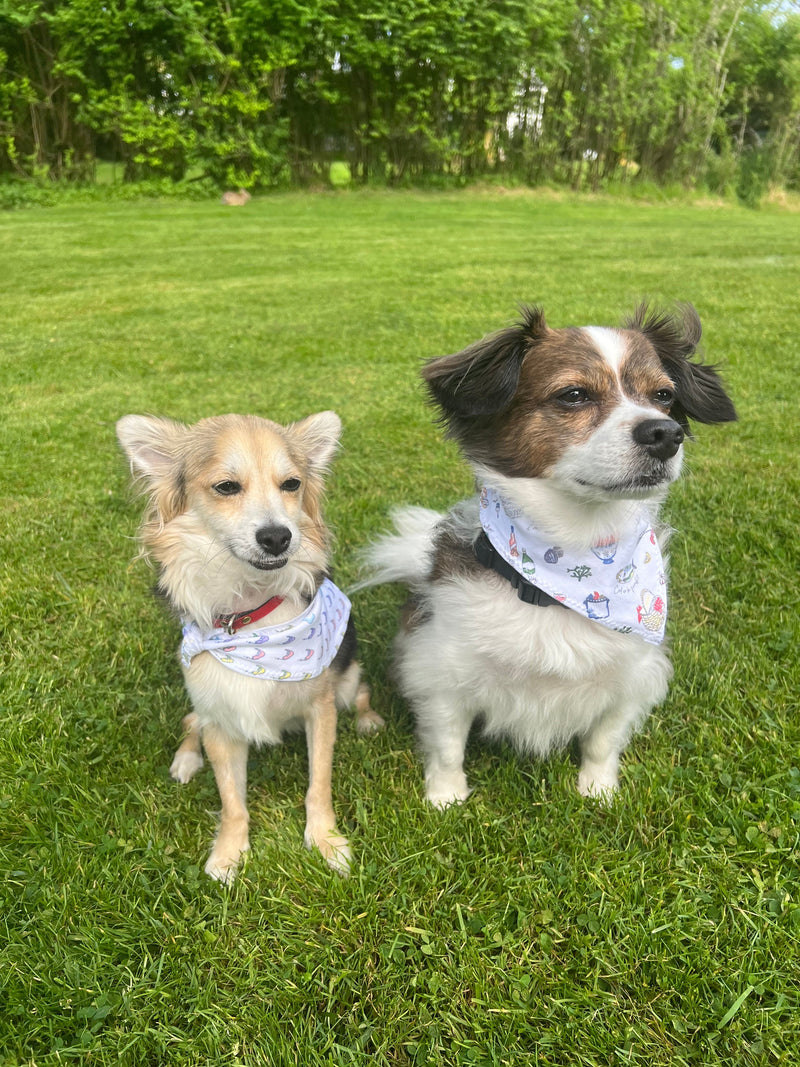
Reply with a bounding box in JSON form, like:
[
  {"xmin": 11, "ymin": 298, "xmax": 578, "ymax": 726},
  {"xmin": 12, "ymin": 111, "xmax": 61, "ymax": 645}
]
[{"xmin": 1, "ymin": 0, "xmax": 798, "ymax": 196}]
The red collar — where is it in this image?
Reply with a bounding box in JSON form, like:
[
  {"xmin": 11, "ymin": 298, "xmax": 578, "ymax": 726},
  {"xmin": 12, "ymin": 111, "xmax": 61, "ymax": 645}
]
[{"xmin": 214, "ymin": 596, "xmax": 284, "ymax": 635}]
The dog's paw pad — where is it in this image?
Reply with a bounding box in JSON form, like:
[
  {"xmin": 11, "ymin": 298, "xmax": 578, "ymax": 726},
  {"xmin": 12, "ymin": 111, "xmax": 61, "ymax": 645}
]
[{"xmin": 170, "ymin": 750, "xmax": 204, "ymax": 783}]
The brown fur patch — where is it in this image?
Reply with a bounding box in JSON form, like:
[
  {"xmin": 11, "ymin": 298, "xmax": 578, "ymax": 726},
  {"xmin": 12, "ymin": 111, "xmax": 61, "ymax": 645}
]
[
  {"xmin": 429, "ymin": 525, "xmax": 485, "ymax": 583},
  {"xmin": 618, "ymin": 333, "xmax": 675, "ymax": 411},
  {"xmin": 456, "ymin": 328, "xmax": 624, "ymax": 478},
  {"xmin": 399, "ymin": 594, "xmax": 431, "ymax": 632}
]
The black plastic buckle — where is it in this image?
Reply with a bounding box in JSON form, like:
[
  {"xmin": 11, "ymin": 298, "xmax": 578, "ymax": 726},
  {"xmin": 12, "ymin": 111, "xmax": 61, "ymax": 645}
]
[{"xmin": 473, "ymin": 531, "xmax": 564, "ymax": 609}]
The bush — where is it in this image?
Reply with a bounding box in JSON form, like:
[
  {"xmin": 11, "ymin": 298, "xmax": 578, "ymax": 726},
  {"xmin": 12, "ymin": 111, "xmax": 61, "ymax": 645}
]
[{"xmin": 736, "ymin": 146, "xmax": 773, "ymax": 208}]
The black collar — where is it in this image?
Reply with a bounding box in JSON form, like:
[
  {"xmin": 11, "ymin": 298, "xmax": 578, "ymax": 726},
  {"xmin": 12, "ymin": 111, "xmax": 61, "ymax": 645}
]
[{"xmin": 473, "ymin": 531, "xmax": 566, "ymax": 608}]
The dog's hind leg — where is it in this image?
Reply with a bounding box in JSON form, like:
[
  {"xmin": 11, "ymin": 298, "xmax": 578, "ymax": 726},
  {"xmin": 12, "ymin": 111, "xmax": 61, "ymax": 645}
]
[
  {"xmin": 304, "ymin": 685, "xmax": 351, "ymax": 875},
  {"xmin": 355, "ymin": 680, "xmax": 384, "ymax": 733},
  {"xmin": 336, "ymin": 661, "xmax": 385, "ymax": 734},
  {"xmin": 202, "ymin": 725, "xmax": 250, "ymax": 883},
  {"xmin": 169, "ymin": 712, "xmax": 205, "ymax": 783}
]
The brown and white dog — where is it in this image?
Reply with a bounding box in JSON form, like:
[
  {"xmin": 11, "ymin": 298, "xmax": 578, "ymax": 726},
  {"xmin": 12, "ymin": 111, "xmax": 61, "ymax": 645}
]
[
  {"xmin": 364, "ymin": 304, "xmax": 735, "ymax": 808},
  {"xmin": 117, "ymin": 411, "xmax": 381, "ymax": 882}
]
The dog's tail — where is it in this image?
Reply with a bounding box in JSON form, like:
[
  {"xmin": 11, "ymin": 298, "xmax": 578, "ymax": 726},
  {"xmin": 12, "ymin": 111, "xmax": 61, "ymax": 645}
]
[{"xmin": 354, "ymin": 506, "xmax": 443, "ymax": 590}]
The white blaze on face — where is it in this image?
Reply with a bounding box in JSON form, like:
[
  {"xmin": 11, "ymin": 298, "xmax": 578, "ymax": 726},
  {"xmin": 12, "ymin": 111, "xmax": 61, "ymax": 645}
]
[
  {"xmin": 548, "ymin": 327, "xmax": 683, "ymax": 499},
  {"xmin": 583, "ymin": 326, "xmax": 627, "ymax": 374}
]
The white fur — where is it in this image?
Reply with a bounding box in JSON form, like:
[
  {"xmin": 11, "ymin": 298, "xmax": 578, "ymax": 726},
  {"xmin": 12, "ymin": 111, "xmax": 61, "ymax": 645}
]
[
  {"xmin": 549, "ymin": 398, "xmax": 684, "ymax": 503},
  {"xmin": 583, "ymin": 326, "xmax": 626, "ymax": 371},
  {"xmin": 369, "ymin": 496, "xmax": 672, "ymax": 806}
]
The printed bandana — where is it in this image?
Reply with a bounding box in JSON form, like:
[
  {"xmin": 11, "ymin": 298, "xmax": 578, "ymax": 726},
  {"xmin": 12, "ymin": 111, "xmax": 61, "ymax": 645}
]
[
  {"xmin": 180, "ymin": 578, "xmax": 351, "ymax": 680},
  {"xmin": 479, "ymin": 486, "xmax": 668, "ymax": 644}
]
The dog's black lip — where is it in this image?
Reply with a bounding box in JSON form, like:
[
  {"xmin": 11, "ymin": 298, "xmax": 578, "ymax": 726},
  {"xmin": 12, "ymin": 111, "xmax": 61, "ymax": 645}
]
[
  {"xmin": 249, "ymin": 557, "xmax": 289, "ymax": 571},
  {"xmin": 576, "ymin": 473, "xmax": 667, "ymax": 493}
]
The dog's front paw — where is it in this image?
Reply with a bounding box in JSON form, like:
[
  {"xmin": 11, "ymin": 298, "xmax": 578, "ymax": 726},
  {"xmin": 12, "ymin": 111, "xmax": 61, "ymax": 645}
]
[
  {"xmin": 577, "ymin": 765, "xmax": 618, "ymax": 803},
  {"xmin": 205, "ymin": 843, "xmax": 249, "ymax": 884},
  {"xmin": 205, "ymin": 821, "xmax": 250, "ymax": 884},
  {"xmin": 425, "ymin": 770, "xmax": 472, "ymax": 809},
  {"xmin": 305, "ymin": 829, "xmax": 351, "ymax": 876},
  {"xmin": 170, "ymin": 749, "xmax": 204, "ymax": 784}
]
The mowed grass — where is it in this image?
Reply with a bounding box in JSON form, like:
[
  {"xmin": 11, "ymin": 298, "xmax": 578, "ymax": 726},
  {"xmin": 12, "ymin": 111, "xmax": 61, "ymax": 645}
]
[{"xmin": 0, "ymin": 189, "xmax": 798, "ymax": 1066}]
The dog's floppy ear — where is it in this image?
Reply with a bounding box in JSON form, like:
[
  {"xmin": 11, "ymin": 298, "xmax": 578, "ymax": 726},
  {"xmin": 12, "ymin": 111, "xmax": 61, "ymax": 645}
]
[
  {"xmin": 116, "ymin": 414, "xmax": 189, "ymax": 520},
  {"xmin": 422, "ymin": 305, "xmax": 548, "ymax": 419},
  {"xmin": 288, "ymin": 410, "xmax": 342, "ymax": 474},
  {"xmin": 627, "ymin": 303, "xmax": 737, "ymax": 430}
]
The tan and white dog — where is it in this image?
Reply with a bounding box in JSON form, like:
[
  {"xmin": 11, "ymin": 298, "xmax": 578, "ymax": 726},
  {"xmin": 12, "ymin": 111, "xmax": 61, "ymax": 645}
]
[
  {"xmin": 117, "ymin": 411, "xmax": 381, "ymax": 882},
  {"xmin": 364, "ymin": 304, "xmax": 736, "ymax": 808}
]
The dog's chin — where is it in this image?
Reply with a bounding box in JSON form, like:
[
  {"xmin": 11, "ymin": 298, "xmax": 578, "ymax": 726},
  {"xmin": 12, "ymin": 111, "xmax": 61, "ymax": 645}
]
[
  {"xmin": 575, "ymin": 473, "xmax": 670, "ymax": 497},
  {"xmin": 572, "ymin": 463, "xmax": 680, "ymax": 500}
]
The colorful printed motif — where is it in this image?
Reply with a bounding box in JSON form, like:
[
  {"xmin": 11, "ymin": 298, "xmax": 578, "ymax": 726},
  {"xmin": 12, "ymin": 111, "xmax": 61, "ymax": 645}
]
[
  {"xmin": 591, "ymin": 536, "xmax": 618, "ymax": 564},
  {"xmin": 567, "ymin": 564, "xmax": 593, "ymax": 582},
  {"xmin": 479, "ymin": 486, "xmax": 668, "ymax": 645},
  {"xmin": 584, "ymin": 591, "xmax": 611, "ymax": 619},
  {"xmin": 637, "ymin": 589, "xmax": 666, "ymax": 633},
  {"xmin": 180, "ymin": 578, "xmax": 351, "ymax": 680}
]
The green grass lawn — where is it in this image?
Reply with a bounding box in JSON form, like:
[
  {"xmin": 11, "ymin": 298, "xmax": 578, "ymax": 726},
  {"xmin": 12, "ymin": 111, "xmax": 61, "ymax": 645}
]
[{"xmin": 1, "ymin": 189, "xmax": 798, "ymax": 1066}]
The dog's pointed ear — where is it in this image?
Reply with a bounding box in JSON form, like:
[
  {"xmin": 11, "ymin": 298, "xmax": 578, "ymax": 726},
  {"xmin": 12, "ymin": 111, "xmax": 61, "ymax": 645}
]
[
  {"xmin": 627, "ymin": 303, "xmax": 737, "ymax": 429},
  {"xmin": 288, "ymin": 410, "xmax": 342, "ymax": 473},
  {"xmin": 116, "ymin": 414, "xmax": 189, "ymax": 521},
  {"xmin": 422, "ymin": 305, "xmax": 547, "ymax": 419},
  {"xmin": 116, "ymin": 414, "xmax": 189, "ymax": 478}
]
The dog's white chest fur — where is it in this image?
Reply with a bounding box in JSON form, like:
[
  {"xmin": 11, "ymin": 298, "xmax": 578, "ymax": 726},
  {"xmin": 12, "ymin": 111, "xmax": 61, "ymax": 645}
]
[
  {"xmin": 397, "ymin": 572, "xmax": 672, "ymax": 757},
  {"xmin": 182, "ymin": 647, "xmax": 324, "ymax": 745}
]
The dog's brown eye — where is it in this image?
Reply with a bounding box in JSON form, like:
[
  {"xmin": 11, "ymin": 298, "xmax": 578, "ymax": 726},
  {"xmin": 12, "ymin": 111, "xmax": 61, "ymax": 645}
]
[
  {"xmin": 654, "ymin": 388, "xmax": 674, "ymax": 406},
  {"xmin": 556, "ymin": 387, "xmax": 591, "ymax": 407},
  {"xmin": 280, "ymin": 477, "xmax": 301, "ymax": 492},
  {"xmin": 213, "ymin": 480, "xmax": 242, "ymax": 496}
]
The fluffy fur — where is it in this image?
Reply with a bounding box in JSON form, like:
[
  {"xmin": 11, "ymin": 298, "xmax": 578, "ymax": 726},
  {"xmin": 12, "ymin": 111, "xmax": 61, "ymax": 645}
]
[
  {"xmin": 117, "ymin": 411, "xmax": 382, "ymax": 882},
  {"xmin": 364, "ymin": 303, "xmax": 736, "ymax": 807}
]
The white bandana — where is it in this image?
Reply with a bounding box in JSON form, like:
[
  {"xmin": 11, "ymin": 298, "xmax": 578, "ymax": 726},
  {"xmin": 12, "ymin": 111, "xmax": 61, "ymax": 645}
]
[
  {"xmin": 479, "ymin": 486, "xmax": 668, "ymax": 644},
  {"xmin": 180, "ymin": 578, "xmax": 351, "ymax": 680}
]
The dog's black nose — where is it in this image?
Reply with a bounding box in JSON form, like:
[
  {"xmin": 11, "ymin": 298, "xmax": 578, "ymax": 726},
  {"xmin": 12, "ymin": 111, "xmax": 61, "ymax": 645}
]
[
  {"xmin": 255, "ymin": 524, "xmax": 292, "ymax": 556},
  {"xmin": 632, "ymin": 419, "xmax": 684, "ymax": 460}
]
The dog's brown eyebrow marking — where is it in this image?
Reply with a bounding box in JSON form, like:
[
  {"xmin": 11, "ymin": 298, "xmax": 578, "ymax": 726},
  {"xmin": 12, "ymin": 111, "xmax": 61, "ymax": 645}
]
[
  {"xmin": 518, "ymin": 329, "xmax": 621, "ymax": 396},
  {"xmin": 618, "ymin": 333, "xmax": 675, "ymax": 401},
  {"xmin": 473, "ymin": 331, "xmax": 623, "ymax": 477}
]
